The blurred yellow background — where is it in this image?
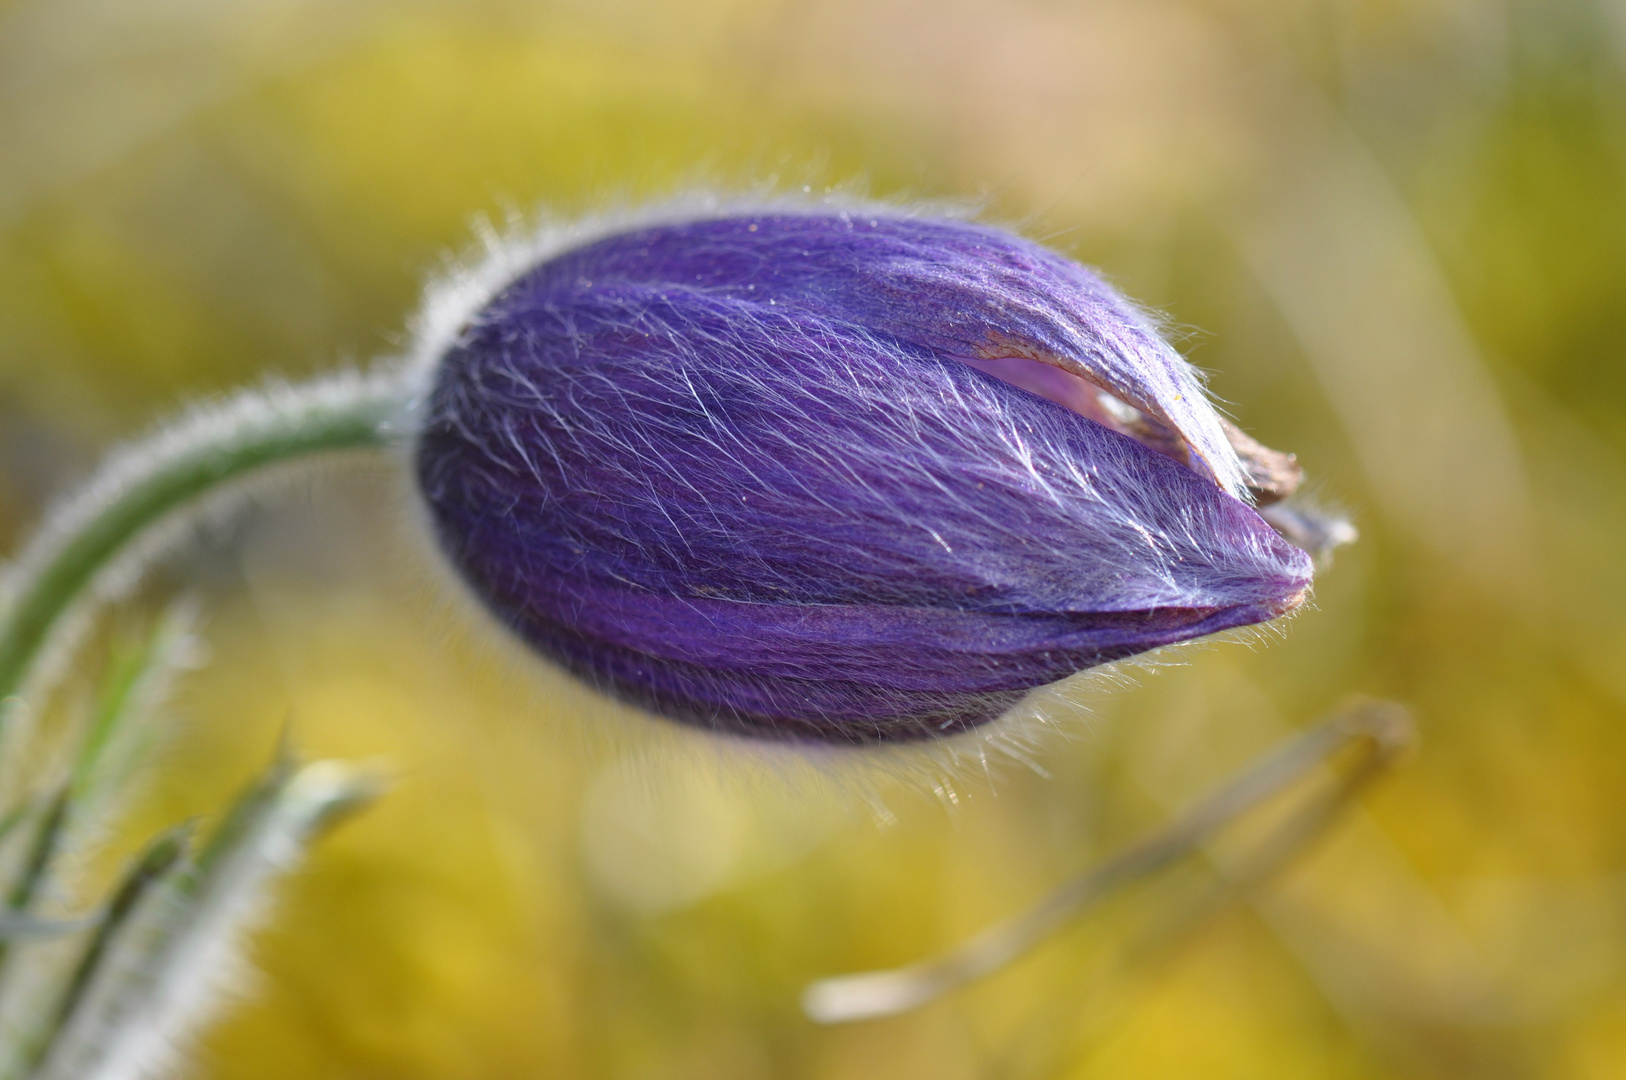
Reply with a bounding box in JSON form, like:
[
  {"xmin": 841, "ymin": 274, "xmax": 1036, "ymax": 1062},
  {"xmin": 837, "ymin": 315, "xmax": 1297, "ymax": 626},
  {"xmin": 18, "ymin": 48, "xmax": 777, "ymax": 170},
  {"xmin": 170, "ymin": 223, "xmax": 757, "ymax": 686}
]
[{"xmin": 4, "ymin": 0, "xmax": 1626, "ymax": 1077}]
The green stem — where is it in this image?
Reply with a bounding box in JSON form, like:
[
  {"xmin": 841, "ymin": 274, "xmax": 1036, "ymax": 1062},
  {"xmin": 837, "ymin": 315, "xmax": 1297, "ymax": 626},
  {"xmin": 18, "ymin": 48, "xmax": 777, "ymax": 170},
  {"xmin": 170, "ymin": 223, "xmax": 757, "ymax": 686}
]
[{"xmin": 0, "ymin": 371, "xmax": 412, "ymax": 706}]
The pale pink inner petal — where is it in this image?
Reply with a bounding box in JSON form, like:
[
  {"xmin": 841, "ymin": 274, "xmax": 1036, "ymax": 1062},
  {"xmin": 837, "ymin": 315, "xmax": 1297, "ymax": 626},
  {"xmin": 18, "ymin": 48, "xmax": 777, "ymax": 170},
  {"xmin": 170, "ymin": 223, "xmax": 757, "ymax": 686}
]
[{"xmin": 959, "ymin": 355, "xmax": 1193, "ymax": 470}]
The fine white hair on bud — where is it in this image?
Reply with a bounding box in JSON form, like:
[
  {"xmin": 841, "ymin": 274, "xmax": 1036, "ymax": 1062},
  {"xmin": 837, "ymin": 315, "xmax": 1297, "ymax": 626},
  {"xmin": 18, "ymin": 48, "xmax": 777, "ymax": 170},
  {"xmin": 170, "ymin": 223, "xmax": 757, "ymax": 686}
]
[{"xmin": 411, "ymin": 199, "xmax": 1320, "ymax": 743}]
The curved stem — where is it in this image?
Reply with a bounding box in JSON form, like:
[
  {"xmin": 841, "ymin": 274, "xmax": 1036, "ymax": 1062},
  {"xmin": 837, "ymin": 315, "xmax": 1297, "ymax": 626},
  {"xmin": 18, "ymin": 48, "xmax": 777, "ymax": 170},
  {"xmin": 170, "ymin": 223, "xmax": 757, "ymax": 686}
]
[{"xmin": 0, "ymin": 370, "xmax": 414, "ymax": 706}]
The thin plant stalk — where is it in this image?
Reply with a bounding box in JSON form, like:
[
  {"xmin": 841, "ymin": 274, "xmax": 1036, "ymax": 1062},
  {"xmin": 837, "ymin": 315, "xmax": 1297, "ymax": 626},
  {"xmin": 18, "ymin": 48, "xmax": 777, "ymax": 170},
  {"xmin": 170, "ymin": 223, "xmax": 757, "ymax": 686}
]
[
  {"xmin": 986, "ymin": 706, "xmax": 1414, "ymax": 1080},
  {"xmin": 802, "ymin": 699, "xmax": 1413, "ymax": 1024}
]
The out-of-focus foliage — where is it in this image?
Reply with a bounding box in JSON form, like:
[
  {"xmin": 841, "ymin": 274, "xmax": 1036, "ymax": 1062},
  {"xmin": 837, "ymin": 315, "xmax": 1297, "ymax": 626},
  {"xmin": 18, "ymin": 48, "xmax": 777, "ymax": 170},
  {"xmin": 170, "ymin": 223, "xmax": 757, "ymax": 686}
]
[{"xmin": 2, "ymin": 0, "xmax": 1624, "ymax": 1077}]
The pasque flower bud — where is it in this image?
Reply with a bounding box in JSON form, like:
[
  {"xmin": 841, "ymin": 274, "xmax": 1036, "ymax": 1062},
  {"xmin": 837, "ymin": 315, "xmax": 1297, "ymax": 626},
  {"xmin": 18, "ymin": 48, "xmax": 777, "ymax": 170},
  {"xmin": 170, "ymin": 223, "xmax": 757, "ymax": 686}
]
[{"xmin": 415, "ymin": 207, "xmax": 1315, "ymax": 742}]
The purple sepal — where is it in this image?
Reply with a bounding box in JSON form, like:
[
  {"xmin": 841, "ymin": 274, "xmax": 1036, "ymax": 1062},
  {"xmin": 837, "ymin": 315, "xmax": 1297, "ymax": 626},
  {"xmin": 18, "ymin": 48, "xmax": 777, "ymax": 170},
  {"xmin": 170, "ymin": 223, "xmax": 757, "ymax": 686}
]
[{"xmin": 417, "ymin": 211, "xmax": 1313, "ymax": 742}]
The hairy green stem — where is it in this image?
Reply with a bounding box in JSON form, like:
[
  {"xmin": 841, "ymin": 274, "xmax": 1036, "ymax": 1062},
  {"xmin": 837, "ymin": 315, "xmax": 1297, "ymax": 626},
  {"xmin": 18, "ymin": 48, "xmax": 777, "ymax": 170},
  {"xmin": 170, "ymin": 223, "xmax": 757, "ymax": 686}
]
[{"xmin": 0, "ymin": 371, "xmax": 412, "ymax": 707}]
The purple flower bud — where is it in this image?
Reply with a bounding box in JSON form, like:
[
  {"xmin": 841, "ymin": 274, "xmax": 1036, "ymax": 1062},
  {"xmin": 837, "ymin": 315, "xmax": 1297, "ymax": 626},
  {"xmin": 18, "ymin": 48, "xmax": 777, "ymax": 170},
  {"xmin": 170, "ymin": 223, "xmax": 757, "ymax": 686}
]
[{"xmin": 415, "ymin": 207, "xmax": 1314, "ymax": 743}]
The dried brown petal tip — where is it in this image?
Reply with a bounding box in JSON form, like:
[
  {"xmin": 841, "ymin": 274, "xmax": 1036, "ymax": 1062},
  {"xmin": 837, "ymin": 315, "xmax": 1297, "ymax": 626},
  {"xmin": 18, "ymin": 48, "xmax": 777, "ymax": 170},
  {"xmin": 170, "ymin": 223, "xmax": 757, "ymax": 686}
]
[{"xmin": 1222, "ymin": 419, "xmax": 1304, "ymax": 506}]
